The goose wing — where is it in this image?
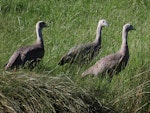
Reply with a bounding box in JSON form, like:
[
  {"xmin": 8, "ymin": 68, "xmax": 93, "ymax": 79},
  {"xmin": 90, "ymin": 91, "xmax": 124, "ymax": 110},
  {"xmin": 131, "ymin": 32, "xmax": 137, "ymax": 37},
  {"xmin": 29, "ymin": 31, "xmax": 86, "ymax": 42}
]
[
  {"xmin": 5, "ymin": 49, "xmax": 22, "ymax": 70},
  {"xmin": 58, "ymin": 43, "xmax": 99, "ymax": 65},
  {"xmin": 82, "ymin": 52, "xmax": 123, "ymax": 77},
  {"xmin": 5, "ymin": 45, "xmax": 44, "ymax": 70},
  {"xmin": 19, "ymin": 45, "xmax": 44, "ymax": 65}
]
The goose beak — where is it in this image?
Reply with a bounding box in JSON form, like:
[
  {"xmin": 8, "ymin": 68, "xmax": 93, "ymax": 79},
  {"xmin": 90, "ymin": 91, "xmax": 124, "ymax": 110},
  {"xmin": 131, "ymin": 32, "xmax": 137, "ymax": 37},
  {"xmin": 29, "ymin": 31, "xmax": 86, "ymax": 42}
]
[
  {"xmin": 131, "ymin": 27, "xmax": 136, "ymax": 30},
  {"xmin": 131, "ymin": 25, "xmax": 136, "ymax": 30},
  {"xmin": 105, "ymin": 22, "xmax": 109, "ymax": 27},
  {"xmin": 132, "ymin": 27, "xmax": 136, "ymax": 30},
  {"xmin": 45, "ymin": 24, "xmax": 48, "ymax": 27}
]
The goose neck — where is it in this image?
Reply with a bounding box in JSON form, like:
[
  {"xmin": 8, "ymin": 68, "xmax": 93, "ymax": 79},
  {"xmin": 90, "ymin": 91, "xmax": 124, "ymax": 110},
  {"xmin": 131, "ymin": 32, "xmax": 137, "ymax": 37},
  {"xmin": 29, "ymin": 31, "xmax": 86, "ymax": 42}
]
[
  {"xmin": 120, "ymin": 29, "xmax": 128, "ymax": 53},
  {"xmin": 36, "ymin": 26, "xmax": 43, "ymax": 45},
  {"xmin": 93, "ymin": 25, "xmax": 102, "ymax": 44}
]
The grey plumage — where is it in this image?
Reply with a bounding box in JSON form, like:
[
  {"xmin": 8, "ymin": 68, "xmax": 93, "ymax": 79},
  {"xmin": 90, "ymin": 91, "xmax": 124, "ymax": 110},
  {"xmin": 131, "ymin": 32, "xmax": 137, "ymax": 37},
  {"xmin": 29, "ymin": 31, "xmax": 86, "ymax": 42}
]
[
  {"xmin": 5, "ymin": 21, "xmax": 47, "ymax": 70},
  {"xmin": 82, "ymin": 23, "xmax": 136, "ymax": 79},
  {"xmin": 58, "ymin": 19, "xmax": 108, "ymax": 65}
]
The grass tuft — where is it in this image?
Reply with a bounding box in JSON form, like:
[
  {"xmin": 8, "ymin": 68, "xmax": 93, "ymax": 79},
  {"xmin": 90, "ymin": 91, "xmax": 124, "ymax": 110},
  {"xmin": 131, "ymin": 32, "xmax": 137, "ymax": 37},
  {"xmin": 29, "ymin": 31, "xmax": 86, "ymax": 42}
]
[{"xmin": 0, "ymin": 73, "xmax": 115, "ymax": 113}]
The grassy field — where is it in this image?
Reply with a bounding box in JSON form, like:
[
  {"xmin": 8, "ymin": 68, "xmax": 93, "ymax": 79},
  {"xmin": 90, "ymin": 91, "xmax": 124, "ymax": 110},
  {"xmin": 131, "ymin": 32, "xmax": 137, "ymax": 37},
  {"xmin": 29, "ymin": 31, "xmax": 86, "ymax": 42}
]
[{"xmin": 0, "ymin": 0, "xmax": 150, "ymax": 113}]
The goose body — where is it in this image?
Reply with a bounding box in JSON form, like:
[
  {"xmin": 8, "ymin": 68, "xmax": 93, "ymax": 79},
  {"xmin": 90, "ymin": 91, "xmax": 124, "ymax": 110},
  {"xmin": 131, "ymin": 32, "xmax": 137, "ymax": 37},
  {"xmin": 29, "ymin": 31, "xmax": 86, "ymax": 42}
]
[
  {"xmin": 82, "ymin": 23, "xmax": 136, "ymax": 78},
  {"xmin": 5, "ymin": 21, "xmax": 47, "ymax": 70},
  {"xmin": 58, "ymin": 19, "xmax": 108, "ymax": 65}
]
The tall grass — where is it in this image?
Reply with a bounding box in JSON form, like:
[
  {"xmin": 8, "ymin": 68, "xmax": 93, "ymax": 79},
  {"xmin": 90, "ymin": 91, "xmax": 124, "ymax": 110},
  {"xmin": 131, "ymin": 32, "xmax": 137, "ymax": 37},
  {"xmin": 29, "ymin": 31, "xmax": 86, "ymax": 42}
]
[
  {"xmin": 0, "ymin": 73, "xmax": 115, "ymax": 113},
  {"xmin": 0, "ymin": 0, "xmax": 150, "ymax": 112}
]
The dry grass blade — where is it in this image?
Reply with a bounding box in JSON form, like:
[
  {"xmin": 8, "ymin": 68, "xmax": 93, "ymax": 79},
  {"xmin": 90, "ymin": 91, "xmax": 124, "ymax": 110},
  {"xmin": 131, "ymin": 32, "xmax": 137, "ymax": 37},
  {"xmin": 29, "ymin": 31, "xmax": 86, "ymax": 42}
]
[
  {"xmin": 0, "ymin": 73, "xmax": 115, "ymax": 113},
  {"xmin": 0, "ymin": 93, "xmax": 16, "ymax": 113},
  {"xmin": 109, "ymin": 74, "xmax": 149, "ymax": 113}
]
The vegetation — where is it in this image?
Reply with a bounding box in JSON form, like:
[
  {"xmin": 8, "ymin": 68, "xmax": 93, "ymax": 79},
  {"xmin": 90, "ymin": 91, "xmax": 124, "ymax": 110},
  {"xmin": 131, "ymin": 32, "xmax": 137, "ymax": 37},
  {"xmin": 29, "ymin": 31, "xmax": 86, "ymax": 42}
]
[
  {"xmin": 0, "ymin": 0, "xmax": 149, "ymax": 113},
  {"xmin": 0, "ymin": 73, "xmax": 115, "ymax": 113}
]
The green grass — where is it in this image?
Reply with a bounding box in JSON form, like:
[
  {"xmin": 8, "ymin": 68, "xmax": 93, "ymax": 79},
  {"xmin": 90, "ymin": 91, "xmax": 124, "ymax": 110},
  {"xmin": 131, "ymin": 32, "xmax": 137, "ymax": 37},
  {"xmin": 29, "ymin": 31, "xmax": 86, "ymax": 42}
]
[{"xmin": 0, "ymin": 0, "xmax": 150, "ymax": 113}]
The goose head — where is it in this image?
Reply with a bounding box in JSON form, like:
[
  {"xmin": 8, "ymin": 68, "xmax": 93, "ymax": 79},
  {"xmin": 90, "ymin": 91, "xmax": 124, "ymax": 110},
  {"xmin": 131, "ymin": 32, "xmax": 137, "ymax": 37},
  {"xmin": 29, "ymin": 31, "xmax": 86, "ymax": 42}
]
[
  {"xmin": 98, "ymin": 19, "xmax": 109, "ymax": 27},
  {"xmin": 123, "ymin": 23, "xmax": 136, "ymax": 32},
  {"xmin": 36, "ymin": 21, "xmax": 48, "ymax": 29}
]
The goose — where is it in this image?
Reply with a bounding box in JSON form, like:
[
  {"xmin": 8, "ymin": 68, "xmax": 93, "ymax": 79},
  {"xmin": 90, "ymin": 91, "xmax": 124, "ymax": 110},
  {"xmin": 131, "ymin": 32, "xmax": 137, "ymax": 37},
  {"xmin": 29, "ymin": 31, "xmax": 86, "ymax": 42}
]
[
  {"xmin": 58, "ymin": 19, "xmax": 108, "ymax": 66},
  {"xmin": 5, "ymin": 21, "xmax": 47, "ymax": 70},
  {"xmin": 82, "ymin": 23, "xmax": 136, "ymax": 79}
]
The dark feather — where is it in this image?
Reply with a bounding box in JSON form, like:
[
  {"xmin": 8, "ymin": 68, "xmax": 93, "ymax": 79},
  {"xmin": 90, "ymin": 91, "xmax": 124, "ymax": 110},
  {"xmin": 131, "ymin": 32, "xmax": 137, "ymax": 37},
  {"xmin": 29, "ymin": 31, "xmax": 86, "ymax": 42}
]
[
  {"xmin": 5, "ymin": 44, "xmax": 44, "ymax": 70},
  {"xmin": 58, "ymin": 43, "xmax": 100, "ymax": 65}
]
